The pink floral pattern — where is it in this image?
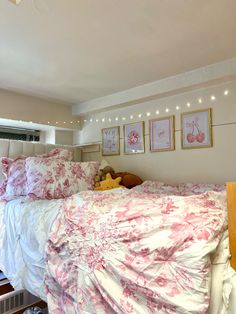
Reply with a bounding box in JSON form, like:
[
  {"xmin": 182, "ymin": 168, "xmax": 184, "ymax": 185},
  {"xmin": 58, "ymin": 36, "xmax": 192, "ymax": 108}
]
[
  {"xmin": 132, "ymin": 180, "xmax": 180, "ymax": 195},
  {"xmin": 0, "ymin": 149, "xmax": 75, "ymax": 201},
  {"xmin": 45, "ymin": 188, "xmax": 227, "ymax": 313},
  {"xmin": 132, "ymin": 180, "xmax": 225, "ymax": 197},
  {"xmin": 26, "ymin": 158, "xmax": 99, "ymax": 199},
  {"xmin": 179, "ymin": 182, "xmax": 225, "ymax": 196}
]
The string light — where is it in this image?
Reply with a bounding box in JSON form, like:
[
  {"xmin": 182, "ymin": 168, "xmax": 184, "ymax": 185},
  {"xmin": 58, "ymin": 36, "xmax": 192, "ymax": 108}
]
[{"xmin": 20, "ymin": 88, "xmax": 230, "ymax": 126}]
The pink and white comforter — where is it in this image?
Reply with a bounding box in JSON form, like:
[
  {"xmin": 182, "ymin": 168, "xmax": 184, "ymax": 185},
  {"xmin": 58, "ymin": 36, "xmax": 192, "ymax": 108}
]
[{"xmin": 45, "ymin": 187, "xmax": 227, "ymax": 314}]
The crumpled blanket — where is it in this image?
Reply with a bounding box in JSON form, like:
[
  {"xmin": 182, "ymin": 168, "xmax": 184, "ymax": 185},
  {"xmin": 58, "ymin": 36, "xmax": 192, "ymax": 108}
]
[{"xmin": 45, "ymin": 189, "xmax": 227, "ymax": 314}]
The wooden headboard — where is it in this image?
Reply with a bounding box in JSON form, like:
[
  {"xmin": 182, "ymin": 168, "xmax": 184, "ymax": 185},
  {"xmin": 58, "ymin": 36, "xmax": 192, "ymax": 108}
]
[{"xmin": 227, "ymin": 182, "xmax": 236, "ymax": 271}]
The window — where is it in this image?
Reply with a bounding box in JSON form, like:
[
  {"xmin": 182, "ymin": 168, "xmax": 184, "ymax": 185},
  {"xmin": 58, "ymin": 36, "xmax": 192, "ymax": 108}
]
[{"xmin": 0, "ymin": 127, "xmax": 40, "ymax": 142}]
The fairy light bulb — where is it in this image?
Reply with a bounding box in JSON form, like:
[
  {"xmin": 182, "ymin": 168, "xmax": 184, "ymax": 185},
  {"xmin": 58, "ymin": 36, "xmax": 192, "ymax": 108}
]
[
  {"xmin": 138, "ymin": 114, "xmax": 142, "ymax": 118},
  {"xmin": 146, "ymin": 112, "xmax": 151, "ymax": 117},
  {"xmin": 165, "ymin": 108, "xmax": 169, "ymax": 113},
  {"xmin": 176, "ymin": 106, "xmax": 180, "ymax": 110},
  {"xmin": 115, "ymin": 117, "xmax": 119, "ymax": 121},
  {"xmin": 211, "ymin": 95, "xmax": 216, "ymax": 101},
  {"xmin": 198, "ymin": 98, "xmax": 202, "ymax": 103},
  {"xmin": 102, "ymin": 118, "xmax": 105, "ymax": 122},
  {"xmin": 187, "ymin": 102, "xmax": 191, "ymax": 108},
  {"xmin": 224, "ymin": 90, "xmax": 229, "ymax": 96},
  {"xmin": 156, "ymin": 110, "xmax": 159, "ymax": 115},
  {"xmin": 130, "ymin": 115, "xmax": 133, "ymax": 120},
  {"xmin": 122, "ymin": 117, "xmax": 126, "ymax": 121}
]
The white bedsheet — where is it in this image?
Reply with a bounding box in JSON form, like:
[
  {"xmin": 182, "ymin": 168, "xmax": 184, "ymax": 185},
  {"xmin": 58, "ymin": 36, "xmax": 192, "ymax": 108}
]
[
  {"xmin": 0, "ymin": 197, "xmax": 62, "ymax": 300},
  {"xmin": 0, "ymin": 197, "xmax": 235, "ymax": 313}
]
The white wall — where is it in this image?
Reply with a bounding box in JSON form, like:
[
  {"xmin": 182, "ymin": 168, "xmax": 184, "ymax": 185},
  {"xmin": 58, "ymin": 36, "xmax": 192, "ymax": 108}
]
[
  {"xmin": 77, "ymin": 80, "xmax": 236, "ymax": 184},
  {"xmin": 55, "ymin": 130, "xmax": 74, "ymax": 145}
]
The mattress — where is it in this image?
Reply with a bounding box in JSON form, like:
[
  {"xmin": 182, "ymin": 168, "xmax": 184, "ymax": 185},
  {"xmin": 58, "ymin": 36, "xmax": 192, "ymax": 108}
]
[{"xmin": 0, "ymin": 194, "xmax": 235, "ymax": 313}]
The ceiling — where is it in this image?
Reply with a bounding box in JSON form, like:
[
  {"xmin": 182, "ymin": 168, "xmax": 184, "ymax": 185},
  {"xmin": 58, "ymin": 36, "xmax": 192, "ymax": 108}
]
[{"xmin": 0, "ymin": 0, "xmax": 235, "ymax": 106}]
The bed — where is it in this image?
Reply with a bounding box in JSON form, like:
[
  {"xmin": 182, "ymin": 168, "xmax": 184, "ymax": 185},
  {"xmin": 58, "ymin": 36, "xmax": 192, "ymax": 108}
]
[{"xmin": 0, "ymin": 140, "xmax": 235, "ymax": 313}]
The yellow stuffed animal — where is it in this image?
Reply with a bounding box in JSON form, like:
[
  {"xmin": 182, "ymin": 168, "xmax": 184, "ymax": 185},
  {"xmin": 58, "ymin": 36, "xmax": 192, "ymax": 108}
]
[{"xmin": 94, "ymin": 173, "xmax": 123, "ymax": 191}]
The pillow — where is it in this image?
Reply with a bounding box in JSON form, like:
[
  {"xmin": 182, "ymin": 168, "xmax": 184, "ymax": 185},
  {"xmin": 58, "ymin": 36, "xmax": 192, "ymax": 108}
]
[
  {"xmin": 40, "ymin": 148, "xmax": 73, "ymax": 161},
  {"xmin": 0, "ymin": 148, "xmax": 74, "ymax": 201},
  {"xmin": 132, "ymin": 180, "xmax": 180, "ymax": 195},
  {"xmin": 179, "ymin": 183, "xmax": 226, "ymax": 196},
  {"xmin": 26, "ymin": 158, "xmax": 99, "ymax": 199}
]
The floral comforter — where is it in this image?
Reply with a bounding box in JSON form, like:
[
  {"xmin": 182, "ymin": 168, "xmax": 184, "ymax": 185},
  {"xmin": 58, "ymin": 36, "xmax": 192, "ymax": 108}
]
[{"xmin": 45, "ymin": 186, "xmax": 227, "ymax": 314}]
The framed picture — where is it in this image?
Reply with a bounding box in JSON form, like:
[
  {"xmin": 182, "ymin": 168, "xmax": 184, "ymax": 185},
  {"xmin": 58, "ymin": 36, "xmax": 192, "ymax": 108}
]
[
  {"xmin": 102, "ymin": 126, "xmax": 120, "ymax": 156},
  {"xmin": 181, "ymin": 108, "xmax": 212, "ymax": 149},
  {"xmin": 149, "ymin": 115, "xmax": 175, "ymax": 152},
  {"xmin": 124, "ymin": 121, "xmax": 145, "ymax": 154}
]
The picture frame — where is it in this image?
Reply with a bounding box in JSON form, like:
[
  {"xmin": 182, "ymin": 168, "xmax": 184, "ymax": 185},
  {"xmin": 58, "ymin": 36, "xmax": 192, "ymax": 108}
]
[
  {"xmin": 102, "ymin": 126, "xmax": 120, "ymax": 156},
  {"xmin": 181, "ymin": 108, "xmax": 212, "ymax": 149},
  {"xmin": 149, "ymin": 115, "xmax": 175, "ymax": 152},
  {"xmin": 124, "ymin": 121, "xmax": 145, "ymax": 154}
]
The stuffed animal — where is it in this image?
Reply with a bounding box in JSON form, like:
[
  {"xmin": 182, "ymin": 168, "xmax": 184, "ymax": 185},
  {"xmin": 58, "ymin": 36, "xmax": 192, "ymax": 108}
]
[
  {"xmin": 94, "ymin": 165, "xmax": 115, "ymax": 188},
  {"xmin": 94, "ymin": 173, "xmax": 123, "ymax": 191},
  {"xmin": 112, "ymin": 172, "xmax": 143, "ymax": 189}
]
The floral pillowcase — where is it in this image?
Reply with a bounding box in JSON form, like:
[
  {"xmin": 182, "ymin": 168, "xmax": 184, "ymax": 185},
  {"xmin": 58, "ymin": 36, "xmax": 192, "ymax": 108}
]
[
  {"xmin": 25, "ymin": 158, "xmax": 99, "ymax": 200},
  {"xmin": 0, "ymin": 149, "xmax": 75, "ymax": 201}
]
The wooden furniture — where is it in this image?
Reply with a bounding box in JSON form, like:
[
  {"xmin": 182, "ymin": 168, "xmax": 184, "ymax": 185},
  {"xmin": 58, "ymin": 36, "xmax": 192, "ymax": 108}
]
[
  {"xmin": 0, "ymin": 279, "xmax": 14, "ymax": 295},
  {"xmin": 227, "ymin": 182, "xmax": 236, "ymax": 271}
]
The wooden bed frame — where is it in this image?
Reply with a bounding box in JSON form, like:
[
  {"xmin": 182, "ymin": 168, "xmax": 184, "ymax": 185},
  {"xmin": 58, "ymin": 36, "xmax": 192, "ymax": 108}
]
[{"xmin": 227, "ymin": 182, "xmax": 236, "ymax": 271}]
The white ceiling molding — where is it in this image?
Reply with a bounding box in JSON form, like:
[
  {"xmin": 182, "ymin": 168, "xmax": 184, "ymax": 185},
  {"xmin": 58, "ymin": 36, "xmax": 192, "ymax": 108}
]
[{"xmin": 72, "ymin": 58, "xmax": 236, "ymax": 116}]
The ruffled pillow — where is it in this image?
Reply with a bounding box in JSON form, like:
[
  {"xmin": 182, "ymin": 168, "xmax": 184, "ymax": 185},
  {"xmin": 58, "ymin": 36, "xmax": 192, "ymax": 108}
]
[
  {"xmin": 0, "ymin": 148, "xmax": 74, "ymax": 201},
  {"xmin": 26, "ymin": 158, "xmax": 99, "ymax": 199}
]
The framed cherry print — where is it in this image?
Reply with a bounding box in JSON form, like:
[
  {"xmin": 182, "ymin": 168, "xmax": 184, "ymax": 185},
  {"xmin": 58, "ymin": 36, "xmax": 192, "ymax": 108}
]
[
  {"xmin": 124, "ymin": 121, "xmax": 145, "ymax": 154},
  {"xmin": 181, "ymin": 108, "xmax": 212, "ymax": 149},
  {"xmin": 102, "ymin": 126, "xmax": 120, "ymax": 156},
  {"xmin": 150, "ymin": 116, "xmax": 175, "ymax": 152}
]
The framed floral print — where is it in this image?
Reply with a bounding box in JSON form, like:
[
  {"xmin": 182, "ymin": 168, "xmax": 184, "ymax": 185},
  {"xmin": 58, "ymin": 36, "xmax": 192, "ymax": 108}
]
[
  {"xmin": 181, "ymin": 108, "xmax": 212, "ymax": 149},
  {"xmin": 102, "ymin": 126, "xmax": 120, "ymax": 156},
  {"xmin": 124, "ymin": 121, "xmax": 145, "ymax": 154},
  {"xmin": 149, "ymin": 115, "xmax": 175, "ymax": 152}
]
